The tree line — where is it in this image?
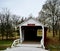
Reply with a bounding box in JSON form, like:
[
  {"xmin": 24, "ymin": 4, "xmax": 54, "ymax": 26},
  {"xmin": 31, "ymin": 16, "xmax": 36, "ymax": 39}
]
[
  {"xmin": 38, "ymin": 0, "xmax": 60, "ymax": 40},
  {"xmin": 0, "ymin": 9, "xmax": 24, "ymax": 40}
]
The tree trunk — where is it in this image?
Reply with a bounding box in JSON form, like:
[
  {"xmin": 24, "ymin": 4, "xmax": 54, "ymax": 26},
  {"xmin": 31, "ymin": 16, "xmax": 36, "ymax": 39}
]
[
  {"xmin": 55, "ymin": 30, "xmax": 57, "ymax": 35},
  {"xmin": 58, "ymin": 18, "xmax": 60, "ymax": 40},
  {"xmin": 53, "ymin": 17, "xmax": 55, "ymax": 37},
  {"xmin": 6, "ymin": 31, "xmax": 9, "ymax": 40},
  {"xmin": 55, "ymin": 17, "xmax": 58, "ymax": 35},
  {"xmin": 53, "ymin": 27, "xmax": 55, "ymax": 37},
  {"xmin": 49, "ymin": 26, "xmax": 51, "ymax": 32},
  {"xmin": 59, "ymin": 29, "xmax": 60, "ymax": 41},
  {"xmin": 2, "ymin": 34, "xmax": 3, "ymax": 40}
]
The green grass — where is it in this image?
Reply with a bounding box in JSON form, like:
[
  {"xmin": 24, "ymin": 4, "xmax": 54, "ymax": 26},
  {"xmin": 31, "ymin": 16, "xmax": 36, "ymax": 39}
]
[{"xmin": 0, "ymin": 40, "xmax": 13, "ymax": 50}]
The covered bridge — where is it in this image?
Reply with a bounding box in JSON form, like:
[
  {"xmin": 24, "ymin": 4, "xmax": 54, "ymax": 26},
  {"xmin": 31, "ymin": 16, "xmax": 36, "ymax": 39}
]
[{"xmin": 18, "ymin": 17, "xmax": 47, "ymax": 48}]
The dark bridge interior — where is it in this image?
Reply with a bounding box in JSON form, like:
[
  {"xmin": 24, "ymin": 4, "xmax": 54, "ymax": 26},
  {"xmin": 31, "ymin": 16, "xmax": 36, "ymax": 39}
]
[{"xmin": 21, "ymin": 26, "xmax": 42, "ymax": 42}]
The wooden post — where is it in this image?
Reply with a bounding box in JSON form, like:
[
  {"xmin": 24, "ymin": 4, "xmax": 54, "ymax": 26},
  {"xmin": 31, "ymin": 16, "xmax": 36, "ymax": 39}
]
[
  {"xmin": 19, "ymin": 26, "xmax": 22, "ymax": 43},
  {"xmin": 44, "ymin": 27, "xmax": 47, "ymax": 46},
  {"xmin": 41, "ymin": 26, "xmax": 45, "ymax": 48}
]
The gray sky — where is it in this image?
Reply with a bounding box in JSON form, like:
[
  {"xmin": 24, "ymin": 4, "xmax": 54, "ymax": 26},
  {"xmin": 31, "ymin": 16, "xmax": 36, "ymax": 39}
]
[{"xmin": 0, "ymin": 0, "xmax": 46, "ymax": 17}]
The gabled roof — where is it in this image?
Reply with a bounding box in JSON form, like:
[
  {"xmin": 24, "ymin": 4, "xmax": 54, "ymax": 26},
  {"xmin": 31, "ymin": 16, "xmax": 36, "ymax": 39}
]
[{"xmin": 18, "ymin": 17, "xmax": 44, "ymax": 27}]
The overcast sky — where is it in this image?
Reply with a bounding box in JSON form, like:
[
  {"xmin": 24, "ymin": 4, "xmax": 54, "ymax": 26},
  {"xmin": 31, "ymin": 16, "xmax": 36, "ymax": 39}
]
[{"xmin": 0, "ymin": 0, "xmax": 46, "ymax": 17}]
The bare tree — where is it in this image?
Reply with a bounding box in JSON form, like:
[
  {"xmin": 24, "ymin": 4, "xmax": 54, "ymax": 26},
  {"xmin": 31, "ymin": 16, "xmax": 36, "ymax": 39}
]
[
  {"xmin": 0, "ymin": 8, "xmax": 14, "ymax": 40},
  {"xmin": 11, "ymin": 15, "xmax": 20, "ymax": 31},
  {"xmin": 0, "ymin": 13, "xmax": 6, "ymax": 40},
  {"xmin": 38, "ymin": 0, "xmax": 60, "ymax": 37}
]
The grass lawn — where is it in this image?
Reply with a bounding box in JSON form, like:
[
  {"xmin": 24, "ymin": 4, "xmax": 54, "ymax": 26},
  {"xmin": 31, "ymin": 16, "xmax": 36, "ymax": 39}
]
[
  {"xmin": 46, "ymin": 30, "xmax": 60, "ymax": 51},
  {"xmin": 0, "ymin": 30, "xmax": 60, "ymax": 51},
  {"xmin": 0, "ymin": 40, "xmax": 13, "ymax": 50}
]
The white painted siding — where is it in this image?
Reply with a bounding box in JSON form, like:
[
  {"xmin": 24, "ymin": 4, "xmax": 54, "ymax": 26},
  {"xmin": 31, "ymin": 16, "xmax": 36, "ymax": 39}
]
[{"xmin": 19, "ymin": 18, "xmax": 44, "ymax": 26}]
